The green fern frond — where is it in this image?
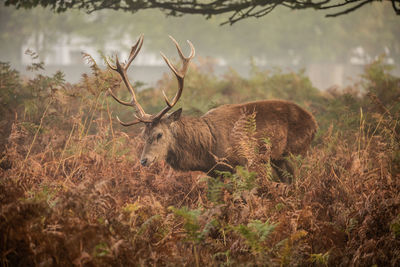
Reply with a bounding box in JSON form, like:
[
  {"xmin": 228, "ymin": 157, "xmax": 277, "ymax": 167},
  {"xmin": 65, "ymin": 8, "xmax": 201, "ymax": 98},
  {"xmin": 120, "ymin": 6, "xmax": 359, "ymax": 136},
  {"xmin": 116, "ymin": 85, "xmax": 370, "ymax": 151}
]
[
  {"xmin": 310, "ymin": 251, "xmax": 330, "ymax": 266},
  {"xmin": 206, "ymin": 176, "xmax": 227, "ymax": 204},
  {"xmin": 234, "ymin": 219, "xmax": 277, "ymax": 253}
]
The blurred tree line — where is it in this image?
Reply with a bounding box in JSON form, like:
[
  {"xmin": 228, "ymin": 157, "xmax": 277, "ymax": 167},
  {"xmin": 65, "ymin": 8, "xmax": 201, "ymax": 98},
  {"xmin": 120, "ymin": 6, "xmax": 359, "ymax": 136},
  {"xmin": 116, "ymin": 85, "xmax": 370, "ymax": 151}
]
[{"xmin": 1, "ymin": 2, "xmax": 399, "ymax": 66}]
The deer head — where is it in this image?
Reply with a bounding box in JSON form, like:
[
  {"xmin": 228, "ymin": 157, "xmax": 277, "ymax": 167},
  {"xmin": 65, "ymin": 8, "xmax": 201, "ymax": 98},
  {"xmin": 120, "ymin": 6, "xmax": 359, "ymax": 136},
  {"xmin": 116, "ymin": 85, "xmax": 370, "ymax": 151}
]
[{"xmin": 106, "ymin": 35, "xmax": 195, "ymax": 166}]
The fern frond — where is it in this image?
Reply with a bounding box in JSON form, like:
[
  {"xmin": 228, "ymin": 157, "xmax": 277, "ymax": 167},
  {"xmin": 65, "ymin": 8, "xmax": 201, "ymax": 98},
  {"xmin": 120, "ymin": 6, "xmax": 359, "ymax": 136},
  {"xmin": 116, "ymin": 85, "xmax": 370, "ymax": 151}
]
[
  {"xmin": 233, "ymin": 219, "xmax": 278, "ymax": 253},
  {"xmin": 82, "ymin": 52, "xmax": 100, "ymax": 77},
  {"xmin": 229, "ymin": 109, "xmax": 258, "ymax": 167}
]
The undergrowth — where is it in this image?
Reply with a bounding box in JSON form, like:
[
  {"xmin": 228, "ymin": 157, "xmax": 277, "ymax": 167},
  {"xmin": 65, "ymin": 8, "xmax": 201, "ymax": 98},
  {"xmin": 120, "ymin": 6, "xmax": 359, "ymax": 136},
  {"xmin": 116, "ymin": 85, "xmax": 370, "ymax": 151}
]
[{"xmin": 0, "ymin": 55, "xmax": 399, "ymax": 266}]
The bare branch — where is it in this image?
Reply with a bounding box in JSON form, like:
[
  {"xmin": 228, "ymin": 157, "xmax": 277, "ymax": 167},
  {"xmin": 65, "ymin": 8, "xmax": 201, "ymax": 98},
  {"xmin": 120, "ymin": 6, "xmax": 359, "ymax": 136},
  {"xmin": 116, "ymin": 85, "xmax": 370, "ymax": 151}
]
[
  {"xmin": 6, "ymin": 0, "xmax": 399, "ymax": 24},
  {"xmin": 326, "ymin": 0, "xmax": 374, "ymax": 17},
  {"xmin": 392, "ymin": 0, "xmax": 400, "ymax": 14}
]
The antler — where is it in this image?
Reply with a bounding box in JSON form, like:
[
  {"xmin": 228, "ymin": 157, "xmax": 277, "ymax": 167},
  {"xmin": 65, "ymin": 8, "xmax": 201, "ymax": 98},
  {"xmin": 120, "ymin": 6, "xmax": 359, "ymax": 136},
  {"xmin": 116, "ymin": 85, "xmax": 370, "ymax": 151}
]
[
  {"xmin": 107, "ymin": 35, "xmax": 195, "ymax": 126},
  {"xmin": 152, "ymin": 36, "xmax": 195, "ymax": 122},
  {"xmin": 106, "ymin": 34, "xmax": 153, "ymax": 126}
]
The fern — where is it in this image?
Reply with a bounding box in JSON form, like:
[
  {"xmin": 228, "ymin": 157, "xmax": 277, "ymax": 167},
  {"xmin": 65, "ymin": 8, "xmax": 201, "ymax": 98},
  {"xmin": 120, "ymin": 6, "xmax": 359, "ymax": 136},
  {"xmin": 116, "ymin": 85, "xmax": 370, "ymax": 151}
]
[
  {"xmin": 231, "ymin": 166, "xmax": 257, "ymax": 199},
  {"xmin": 213, "ymin": 250, "xmax": 232, "ymax": 266},
  {"xmin": 24, "ymin": 49, "xmax": 45, "ymax": 72},
  {"xmin": 229, "ymin": 110, "xmax": 258, "ymax": 167},
  {"xmin": 276, "ymin": 230, "xmax": 308, "ymax": 265},
  {"xmin": 82, "ymin": 52, "xmax": 101, "ymax": 77},
  {"xmin": 212, "ymin": 166, "xmax": 257, "ymax": 202},
  {"xmin": 390, "ymin": 214, "xmax": 400, "ymax": 238},
  {"xmin": 205, "ymin": 176, "xmax": 227, "ymax": 204},
  {"xmin": 169, "ymin": 206, "xmax": 217, "ymax": 244},
  {"xmin": 234, "ymin": 219, "xmax": 277, "ymax": 253},
  {"xmin": 310, "ymin": 251, "xmax": 330, "ymax": 266}
]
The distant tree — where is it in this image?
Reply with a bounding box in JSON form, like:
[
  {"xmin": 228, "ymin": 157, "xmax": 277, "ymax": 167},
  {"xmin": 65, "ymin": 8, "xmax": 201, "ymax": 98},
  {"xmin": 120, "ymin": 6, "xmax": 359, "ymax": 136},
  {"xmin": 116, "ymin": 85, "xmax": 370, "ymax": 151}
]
[{"xmin": 5, "ymin": 0, "xmax": 400, "ymax": 25}]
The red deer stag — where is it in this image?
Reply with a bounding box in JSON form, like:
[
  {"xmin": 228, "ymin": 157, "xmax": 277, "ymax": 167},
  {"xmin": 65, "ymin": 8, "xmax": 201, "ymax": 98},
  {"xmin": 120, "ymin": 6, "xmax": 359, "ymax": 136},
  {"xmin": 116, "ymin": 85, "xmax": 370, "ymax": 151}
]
[{"xmin": 107, "ymin": 35, "xmax": 317, "ymax": 181}]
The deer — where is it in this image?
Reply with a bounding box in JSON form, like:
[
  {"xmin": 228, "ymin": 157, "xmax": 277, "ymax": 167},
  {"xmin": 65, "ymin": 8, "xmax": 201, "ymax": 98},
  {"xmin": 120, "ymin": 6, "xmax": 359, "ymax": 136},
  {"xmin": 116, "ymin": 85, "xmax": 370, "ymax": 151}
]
[{"xmin": 106, "ymin": 35, "xmax": 317, "ymax": 181}]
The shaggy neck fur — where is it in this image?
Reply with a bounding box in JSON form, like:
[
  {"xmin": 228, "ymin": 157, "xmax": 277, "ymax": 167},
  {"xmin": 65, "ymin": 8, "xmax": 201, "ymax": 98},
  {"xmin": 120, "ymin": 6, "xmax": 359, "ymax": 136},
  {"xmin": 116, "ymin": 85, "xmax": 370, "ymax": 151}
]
[{"xmin": 166, "ymin": 116, "xmax": 216, "ymax": 172}]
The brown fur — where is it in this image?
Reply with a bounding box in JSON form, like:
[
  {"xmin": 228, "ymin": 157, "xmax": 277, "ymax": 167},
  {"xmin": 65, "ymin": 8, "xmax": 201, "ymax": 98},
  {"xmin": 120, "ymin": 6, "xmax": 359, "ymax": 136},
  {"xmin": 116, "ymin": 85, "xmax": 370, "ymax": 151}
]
[{"xmin": 140, "ymin": 99, "xmax": 317, "ymax": 179}]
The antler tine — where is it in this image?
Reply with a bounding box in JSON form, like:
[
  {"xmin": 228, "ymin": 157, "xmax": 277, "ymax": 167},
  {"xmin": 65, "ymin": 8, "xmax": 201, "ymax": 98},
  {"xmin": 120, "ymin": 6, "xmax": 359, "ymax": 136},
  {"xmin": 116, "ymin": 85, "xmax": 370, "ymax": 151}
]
[
  {"xmin": 105, "ymin": 35, "xmax": 144, "ymax": 74},
  {"xmin": 108, "ymin": 35, "xmax": 195, "ymax": 126},
  {"xmin": 107, "ymin": 35, "xmax": 149, "ymax": 123},
  {"xmin": 106, "ymin": 57, "xmax": 135, "ymax": 108},
  {"xmin": 152, "ymin": 36, "xmax": 195, "ymax": 121},
  {"xmin": 160, "ymin": 37, "xmax": 195, "ymax": 79},
  {"xmin": 169, "ymin": 36, "xmax": 195, "ymax": 61},
  {"xmin": 162, "ymin": 89, "xmax": 173, "ymax": 107},
  {"xmin": 112, "ymin": 34, "xmax": 144, "ymax": 74},
  {"xmin": 160, "ymin": 52, "xmax": 180, "ymax": 78},
  {"xmin": 116, "ymin": 115, "xmax": 142, "ymax": 126},
  {"xmin": 126, "ymin": 34, "xmax": 144, "ymax": 69},
  {"xmin": 105, "ymin": 57, "xmax": 118, "ymax": 71},
  {"xmin": 107, "ymin": 88, "xmax": 134, "ymax": 107},
  {"xmin": 115, "ymin": 113, "xmax": 153, "ymax": 127}
]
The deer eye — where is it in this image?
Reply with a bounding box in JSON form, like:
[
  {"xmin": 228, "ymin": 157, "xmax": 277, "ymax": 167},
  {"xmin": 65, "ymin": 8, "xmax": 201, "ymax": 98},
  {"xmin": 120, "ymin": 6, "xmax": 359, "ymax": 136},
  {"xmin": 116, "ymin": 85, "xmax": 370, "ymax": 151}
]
[{"xmin": 156, "ymin": 133, "xmax": 163, "ymax": 140}]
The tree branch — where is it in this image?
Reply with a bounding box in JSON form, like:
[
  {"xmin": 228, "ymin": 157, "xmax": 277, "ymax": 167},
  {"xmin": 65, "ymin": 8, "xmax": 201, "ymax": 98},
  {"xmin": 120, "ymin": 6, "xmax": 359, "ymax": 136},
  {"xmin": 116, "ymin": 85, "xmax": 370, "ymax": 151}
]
[
  {"xmin": 5, "ymin": 0, "xmax": 399, "ymax": 25},
  {"xmin": 326, "ymin": 0, "xmax": 375, "ymax": 17},
  {"xmin": 392, "ymin": 0, "xmax": 400, "ymax": 15}
]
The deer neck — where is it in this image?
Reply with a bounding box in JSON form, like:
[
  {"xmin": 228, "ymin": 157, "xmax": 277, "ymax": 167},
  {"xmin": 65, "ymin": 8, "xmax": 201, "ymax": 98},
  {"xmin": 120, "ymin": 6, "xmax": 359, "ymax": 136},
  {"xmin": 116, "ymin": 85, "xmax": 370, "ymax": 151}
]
[{"xmin": 166, "ymin": 116, "xmax": 216, "ymax": 172}]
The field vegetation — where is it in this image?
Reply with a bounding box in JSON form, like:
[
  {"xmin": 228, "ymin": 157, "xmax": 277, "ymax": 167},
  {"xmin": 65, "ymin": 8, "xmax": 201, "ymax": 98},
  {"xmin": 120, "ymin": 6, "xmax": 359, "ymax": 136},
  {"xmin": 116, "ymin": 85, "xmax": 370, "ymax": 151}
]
[{"xmin": 1, "ymin": 54, "xmax": 399, "ymax": 266}]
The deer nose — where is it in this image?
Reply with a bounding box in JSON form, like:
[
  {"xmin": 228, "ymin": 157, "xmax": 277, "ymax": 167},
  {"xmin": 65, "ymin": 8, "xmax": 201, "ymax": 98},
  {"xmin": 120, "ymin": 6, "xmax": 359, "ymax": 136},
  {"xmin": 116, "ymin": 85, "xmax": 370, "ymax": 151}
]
[{"xmin": 140, "ymin": 158, "xmax": 148, "ymax": 166}]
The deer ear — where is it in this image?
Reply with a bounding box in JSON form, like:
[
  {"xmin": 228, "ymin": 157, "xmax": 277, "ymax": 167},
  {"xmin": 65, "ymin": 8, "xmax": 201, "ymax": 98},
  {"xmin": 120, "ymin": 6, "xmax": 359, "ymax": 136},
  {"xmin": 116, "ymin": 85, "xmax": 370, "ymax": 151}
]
[{"xmin": 166, "ymin": 108, "xmax": 182, "ymax": 123}]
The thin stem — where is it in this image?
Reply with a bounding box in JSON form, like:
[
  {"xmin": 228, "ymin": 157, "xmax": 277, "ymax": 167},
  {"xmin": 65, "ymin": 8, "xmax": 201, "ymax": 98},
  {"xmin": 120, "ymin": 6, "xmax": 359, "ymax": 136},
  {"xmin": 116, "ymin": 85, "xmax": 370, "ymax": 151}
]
[
  {"xmin": 194, "ymin": 244, "xmax": 200, "ymax": 267},
  {"xmin": 106, "ymin": 93, "xmax": 116, "ymax": 156},
  {"xmin": 25, "ymin": 99, "xmax": 53, "ymax": 161},
  {"xmin": 55, "ymin": 122, "xmax": 77, "ymax": 176}
]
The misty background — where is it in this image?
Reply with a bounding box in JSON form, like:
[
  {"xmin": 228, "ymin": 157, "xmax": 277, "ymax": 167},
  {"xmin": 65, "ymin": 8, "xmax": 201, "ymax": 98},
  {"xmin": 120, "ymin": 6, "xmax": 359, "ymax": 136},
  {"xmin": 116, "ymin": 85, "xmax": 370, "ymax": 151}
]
[{"xmin": 1, "ymin": 2, "xmax": 399, "ymax": 90}]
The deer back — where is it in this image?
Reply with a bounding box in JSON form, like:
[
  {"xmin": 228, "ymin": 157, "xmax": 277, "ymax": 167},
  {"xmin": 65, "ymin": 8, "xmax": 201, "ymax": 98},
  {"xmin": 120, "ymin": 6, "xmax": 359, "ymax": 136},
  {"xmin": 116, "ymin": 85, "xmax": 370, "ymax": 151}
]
[{"xmin": 202, "ymin": 99, "xmax": 317, "ymax": 164}]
